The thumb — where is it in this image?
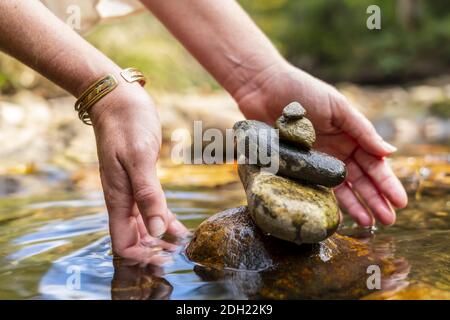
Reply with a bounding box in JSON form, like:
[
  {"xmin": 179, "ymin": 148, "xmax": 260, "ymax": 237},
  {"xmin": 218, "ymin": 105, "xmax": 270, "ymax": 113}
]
[
  {"xmin": 339, "ymin": 102, "xmax": 397, "ymax": 157},
  {"xmin": 122, "ymin": 152, "xmax": 169, "ymax": 237}
]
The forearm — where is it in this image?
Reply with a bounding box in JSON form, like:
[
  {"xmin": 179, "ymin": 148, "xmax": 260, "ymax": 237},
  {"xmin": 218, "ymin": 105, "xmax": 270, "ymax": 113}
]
[
  {"xmin": 0, "ymin": 0, "xmax": 120, "ymax": 97},
  {"xmin": 140, "ymin": 0, "xmax": 286, "ymax": 98}
]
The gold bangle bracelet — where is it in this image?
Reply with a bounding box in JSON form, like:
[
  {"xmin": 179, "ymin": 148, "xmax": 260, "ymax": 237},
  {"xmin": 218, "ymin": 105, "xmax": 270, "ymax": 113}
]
[
  {"xmin": 120, "ymin": 67, "xmax": 146, "ymax": 86},
  {"xmin": 74, "ymin": 68, "xmax": 146, "ymax": 125}
]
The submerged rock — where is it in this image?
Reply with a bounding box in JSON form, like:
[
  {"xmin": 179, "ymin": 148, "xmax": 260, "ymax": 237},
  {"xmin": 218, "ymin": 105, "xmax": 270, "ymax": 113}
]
[
  {"xmin": 186, "ymin": 206, "xmax": 402, "ymax": 299},
  {"xmin": 238, "ymin": 164, "xmax": 340, "ymax": 244},
  {"xmin": 186, "ymin": 206, "xmax": 273, "ymax": 271},
  {"xmin": 233, "ymin": 120, "xmax": 346, "ymax": 187},
  {"xmin": 282, "ymin": 101, "xmax": 306, "ymax": 120},
  {"xmin": 275, "ymin": 116, "xmax": 315, "ymax": 149}
]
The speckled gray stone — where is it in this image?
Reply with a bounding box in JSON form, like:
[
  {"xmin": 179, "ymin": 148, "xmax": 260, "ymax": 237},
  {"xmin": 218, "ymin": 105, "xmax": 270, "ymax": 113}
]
[
  {"xmin": 238, "ymin": 164, "xmax": 340, "ymax": 244},
  {"xmin": 282, "ymin": 102, "xmax": 306, "ymax": 120},
  {"xmin": 275, "ymin": 115, "xmax": 315, "ymax": 149}
]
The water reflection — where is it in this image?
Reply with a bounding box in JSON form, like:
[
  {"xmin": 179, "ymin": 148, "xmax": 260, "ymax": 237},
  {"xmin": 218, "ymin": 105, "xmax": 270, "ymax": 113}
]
[
  {"xmin": 39, "ymin": 237, "xmax": 113, "ymax": 300},
  {"xmin": 111, "ymin": 258, "xmax": 173, "ymax": 300}
]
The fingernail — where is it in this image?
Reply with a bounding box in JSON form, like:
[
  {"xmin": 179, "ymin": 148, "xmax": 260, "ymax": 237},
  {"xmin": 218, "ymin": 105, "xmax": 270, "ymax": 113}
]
[
  {"xmin": 381, "ymin": 203, "xmax": 396, "ymax": 226},
  {"xmin": 387, "ymin": 207, "xmax": 397, "ymax": 226},
  {"xmin": 382, "ymin": 141, "xmax": 397, "ymax": 153},
  {"xmin": 149, "ymin": 217, "xmax": 166, "ymax": 237},
  {"xmin": 385, "ymin": 214, "xmax": 396, "ymax": 226}
]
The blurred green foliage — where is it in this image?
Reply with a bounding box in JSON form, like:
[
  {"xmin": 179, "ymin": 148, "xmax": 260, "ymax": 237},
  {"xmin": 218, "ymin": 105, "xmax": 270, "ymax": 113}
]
[
  {"xmin": 0, "ymin": 53, "xmax": 34, "ymax": 94},
  {"xmin": 239, "ymin": 0, "xmax": 450, "ymax": 83},
  {"xmin": 0, "ymin": 0, "xmax": 449, "ymax": 94},
  {"xmin": 85, "ymin": 15, "xmax": 220, "ymax": 93}
]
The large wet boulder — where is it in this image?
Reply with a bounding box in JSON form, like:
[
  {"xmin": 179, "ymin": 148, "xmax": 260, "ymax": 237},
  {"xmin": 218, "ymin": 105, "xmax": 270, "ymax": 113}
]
[
  {"xmin": 186, "ymin": 206, "xmax": 273, "ymax": 271},
  {"xmin": 239, "ymin": 164, "xmax": 340, "ymax": 244},
  {"xmin": 233, "ymin": 120, "xmax": 346, "ymax": 187},
  {"xmin": 186, "ymin": 206, "xmax": 402, "ymax": 299}
]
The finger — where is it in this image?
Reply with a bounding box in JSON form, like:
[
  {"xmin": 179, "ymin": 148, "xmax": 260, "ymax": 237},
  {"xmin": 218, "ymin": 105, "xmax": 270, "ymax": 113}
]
[
  {"xmin": 110, "ymin": 205, "xmax": 173, "ymax": 263},
  {"xmin": 134, "ymin": 206, "xmax": 152, "ymax": 243},
  {"xmin": 101, "ymin": 164, "xmax": 167, "ymax": 262},
  {"xmin": 339, "ymin": 102, "xmax": 397, "ymax": 157},
  {"xmin": 134, "ymin": 203, "xmax": 181, "ymax": 248},
  {"xmin": 116, "ymin": 245, "xmax": 172, "ymax": 266},
  {"xmin": 354, "ymin": 148, "xmax": 408, "ymax": 208},
  {"xmin": 334, "ymin": 182, "xmax": 374, "ymax": 226},
  {"xmin": 166, "ymin": 210, "xmax": 190, "ymax": 237},
  {"xmin": 346, "ymin": 159, "xmax": 396, "ymax": 225},
  {"xmin": 122, "ymin": 152, "xmax": 169, "ymax": 237},
  {"xmin": 139, "ymin": 235, "xmax": 178, "ymax": 252}
]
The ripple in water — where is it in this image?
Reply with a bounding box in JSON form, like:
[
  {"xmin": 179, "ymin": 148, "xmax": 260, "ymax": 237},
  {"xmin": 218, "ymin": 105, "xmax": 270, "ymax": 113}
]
[{"xmin": 0, "ymin": 181, "xmax": 448, "ymax": 299}]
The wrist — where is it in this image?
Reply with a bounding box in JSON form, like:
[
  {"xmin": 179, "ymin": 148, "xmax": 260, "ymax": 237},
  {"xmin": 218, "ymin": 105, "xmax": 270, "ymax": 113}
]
[
  {"xmin": 89, "ymin": 79, "xmax": 149, "ymax": 126},
  {"xmin": 230, "ymin": 57, "xmax": 290, "ymax": 105},
  {"xmin": 74, "ymin": 67, "xmax": 149, "ymax": 126},
  {"xmin": 67, "ymin": 58, "xmax": 122, "ymax": 97}
]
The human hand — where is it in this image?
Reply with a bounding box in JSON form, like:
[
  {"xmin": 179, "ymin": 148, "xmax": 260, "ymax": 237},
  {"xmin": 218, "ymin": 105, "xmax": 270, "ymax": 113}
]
[
  {"xmin": 89, "ymin": 81, "xmax": 188, "ymax": 263},
  {"xmin": 235, "ymin": 62, "xmax": 408, "ymax": 226}
]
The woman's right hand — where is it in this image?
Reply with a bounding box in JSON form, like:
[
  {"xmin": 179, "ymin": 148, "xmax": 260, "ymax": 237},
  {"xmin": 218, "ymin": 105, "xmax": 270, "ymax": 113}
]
[
  {"xmin": 89, "ymin": 81, "xmax": 188, "ymax": 263},
  {"xmin": 235, "ymin": 63, "xmax": 408, "ymax": 227}
]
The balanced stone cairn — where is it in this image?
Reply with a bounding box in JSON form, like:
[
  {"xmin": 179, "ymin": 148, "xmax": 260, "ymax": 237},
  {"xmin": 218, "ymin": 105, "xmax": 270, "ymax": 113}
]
[
  {"xmin": 185, "ymin": 104, "xmax": 401, "ymax": 297},
  {"xmin": 234, "ymin": 101, "xmax": 346, "ymax": 244}
]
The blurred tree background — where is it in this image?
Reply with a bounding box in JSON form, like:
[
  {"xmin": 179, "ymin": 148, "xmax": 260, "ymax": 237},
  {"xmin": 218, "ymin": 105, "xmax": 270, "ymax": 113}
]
[
  {"xmin": 0, "ymin": 0, "xmax": 449, "ymax": 95},
  {"xmin": 240, "ymin": 0, "xmax": 450, "ymax": 83},
  {"xmin": 0, "ymin": 0, "xmax": 449, "ymax": 196}
]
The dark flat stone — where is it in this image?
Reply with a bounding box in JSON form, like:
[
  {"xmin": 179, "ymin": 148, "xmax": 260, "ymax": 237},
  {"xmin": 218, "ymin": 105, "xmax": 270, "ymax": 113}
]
[{"xmin": 234, "ymin": 120, "xmax": 346, "ymax": 187}]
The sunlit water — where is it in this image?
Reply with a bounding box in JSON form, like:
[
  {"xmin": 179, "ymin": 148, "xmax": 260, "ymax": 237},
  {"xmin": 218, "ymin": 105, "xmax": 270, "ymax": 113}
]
[{"xmin": 0, "ymin": 159, "xmax": 449, "ymax": 299}]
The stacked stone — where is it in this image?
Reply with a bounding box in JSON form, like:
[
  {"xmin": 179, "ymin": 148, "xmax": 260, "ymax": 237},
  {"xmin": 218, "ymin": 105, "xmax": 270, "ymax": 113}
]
[
  {"xmin": 276, "ymin": 101, "xmax": 315, "ymax": 149},
  {"xmin": 185, "ymin": 104, "xmax": 399, "ymax": 295},
  {"xmin": 233, "ymin": 102, "xmax": 346, "ymax": 244}
]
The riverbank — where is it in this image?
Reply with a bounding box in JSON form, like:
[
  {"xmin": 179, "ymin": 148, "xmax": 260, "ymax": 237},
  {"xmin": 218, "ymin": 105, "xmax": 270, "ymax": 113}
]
[{"xmin": 0, "ymin": 76, "xmax": 449, "ymax": 197}]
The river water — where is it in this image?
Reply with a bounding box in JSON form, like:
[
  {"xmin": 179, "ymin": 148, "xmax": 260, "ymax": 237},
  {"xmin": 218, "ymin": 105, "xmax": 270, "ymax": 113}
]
[{"xmin": 0, "ymin": 150, "xmax": 448, "ymax": 299}]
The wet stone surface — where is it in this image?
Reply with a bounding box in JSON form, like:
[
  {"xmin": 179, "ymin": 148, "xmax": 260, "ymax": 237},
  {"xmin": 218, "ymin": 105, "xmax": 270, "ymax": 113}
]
[
  {"xmin": 238, "ymin": 164, "xmax": 339, "ymax": 244},
  {"xmin": 186, "ymin": 206, "xmax": 404, "ymax": 299},
  {"xmin": 275, "ymin": 116, "xmax": 316, "ymax": 150},
  {"xmin": 233, "ymin": 120, "xmax": 346, "ymax": 187},
  {"xmin": 282, "ymin": 101, "xmax": 306, "ymax": 120}
]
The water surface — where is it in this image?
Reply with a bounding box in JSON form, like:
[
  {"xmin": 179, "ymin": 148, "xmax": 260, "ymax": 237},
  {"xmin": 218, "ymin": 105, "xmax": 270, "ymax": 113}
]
[{"xmin": 0, "ymin": 154, "xmax": 448, "ymax": 299}]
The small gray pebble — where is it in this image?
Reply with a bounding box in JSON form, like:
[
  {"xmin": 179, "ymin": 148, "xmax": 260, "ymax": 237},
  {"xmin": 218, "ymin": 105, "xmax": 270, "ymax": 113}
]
[{"xmin": 282, "ymin": 102, "xmax": 306, "ymax": 120}]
